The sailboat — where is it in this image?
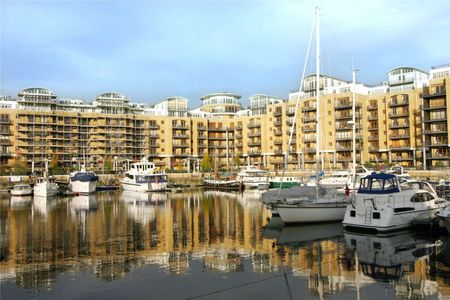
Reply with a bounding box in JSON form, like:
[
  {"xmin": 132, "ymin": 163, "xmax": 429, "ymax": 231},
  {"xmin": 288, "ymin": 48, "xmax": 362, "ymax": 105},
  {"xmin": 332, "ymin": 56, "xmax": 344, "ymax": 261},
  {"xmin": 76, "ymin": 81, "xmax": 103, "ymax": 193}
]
[
  {"xmin": 265, "ymin": 7, "xmax": 352, "ymax": 223},
  {"xmin": 202, "ymin": 128, "xmax": 242, "ymax": 190}
]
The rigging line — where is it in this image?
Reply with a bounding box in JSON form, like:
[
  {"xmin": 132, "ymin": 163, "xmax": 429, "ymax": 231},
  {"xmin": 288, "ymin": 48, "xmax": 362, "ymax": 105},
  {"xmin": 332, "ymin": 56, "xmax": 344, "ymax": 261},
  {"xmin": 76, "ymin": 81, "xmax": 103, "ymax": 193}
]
[
  {"xmin": 277, "ymin": 10, "xmax": 315, "ymax": 198},
  {"xmin": 184, "ymin": 273, "xmax": 285, "ymax": 300}
]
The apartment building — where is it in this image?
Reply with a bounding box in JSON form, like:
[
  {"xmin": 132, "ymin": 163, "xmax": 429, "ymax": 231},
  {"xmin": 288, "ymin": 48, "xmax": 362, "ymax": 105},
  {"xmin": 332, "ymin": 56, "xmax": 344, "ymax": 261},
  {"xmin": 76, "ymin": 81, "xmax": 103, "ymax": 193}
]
[{"xmin": 1, "ymin": 65, "xmax": 449, "ymax": 174}]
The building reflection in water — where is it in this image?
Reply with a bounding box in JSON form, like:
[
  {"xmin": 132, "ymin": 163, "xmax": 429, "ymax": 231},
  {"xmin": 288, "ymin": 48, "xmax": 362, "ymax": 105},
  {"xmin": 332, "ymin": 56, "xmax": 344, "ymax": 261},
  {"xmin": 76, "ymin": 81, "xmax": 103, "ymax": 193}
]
[{"xmin": 0, "ymin": 190, "xmax": 449, "ymax": 298}]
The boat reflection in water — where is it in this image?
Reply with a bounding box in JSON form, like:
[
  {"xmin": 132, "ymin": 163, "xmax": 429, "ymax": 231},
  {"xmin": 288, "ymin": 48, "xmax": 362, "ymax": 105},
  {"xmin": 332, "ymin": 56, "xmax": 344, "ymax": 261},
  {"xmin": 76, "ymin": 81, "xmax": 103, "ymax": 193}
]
[
  {"xmin": 344, "ymin": 230, "xmax": 444, "ymax": 299},
  {"xmin": 120, "ymin": 190, "xmax": 167, "ymax": 224},
  {"xmin": 9, "ymin": 195, "xmax": 32, "ymax": 210},
  {"xmin": 33, "ymin": 195, "xmax": 59, "ymax": 217}
]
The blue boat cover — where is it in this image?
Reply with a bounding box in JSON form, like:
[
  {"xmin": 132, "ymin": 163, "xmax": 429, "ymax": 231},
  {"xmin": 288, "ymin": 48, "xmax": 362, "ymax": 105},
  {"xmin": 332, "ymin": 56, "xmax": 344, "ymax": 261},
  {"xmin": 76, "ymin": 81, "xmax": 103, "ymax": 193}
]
[
  {"xmin": 70, "ymin": 172, "xmax": 99, "ymax": 182},
  {"xmin": 357, "ymin": 173, "xmax": 400, "ymax": 194}
]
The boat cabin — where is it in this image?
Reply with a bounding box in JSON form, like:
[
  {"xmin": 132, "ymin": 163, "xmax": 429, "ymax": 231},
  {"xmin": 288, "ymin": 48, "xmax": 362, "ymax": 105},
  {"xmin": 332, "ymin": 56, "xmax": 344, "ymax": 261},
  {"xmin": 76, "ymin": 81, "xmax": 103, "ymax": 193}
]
[
  {"xmin": 125, "ymin": 174, "xmax": 168, "ymax": 183},
  {"xmin": 358, "ymin": 173, "xmax": 400, "ymax": 194}
]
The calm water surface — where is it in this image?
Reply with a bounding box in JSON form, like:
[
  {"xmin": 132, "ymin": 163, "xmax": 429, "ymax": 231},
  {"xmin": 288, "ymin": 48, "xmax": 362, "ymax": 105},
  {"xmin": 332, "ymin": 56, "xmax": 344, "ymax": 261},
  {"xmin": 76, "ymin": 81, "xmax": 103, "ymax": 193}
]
[{"xmin": 0, "ymin": 189, "xmax": 449, "ymax": 299}]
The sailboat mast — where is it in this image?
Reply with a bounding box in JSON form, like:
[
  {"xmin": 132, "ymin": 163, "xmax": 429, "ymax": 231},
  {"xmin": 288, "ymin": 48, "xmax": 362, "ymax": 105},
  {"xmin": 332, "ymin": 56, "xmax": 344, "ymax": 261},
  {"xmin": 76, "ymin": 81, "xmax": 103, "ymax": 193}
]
[
  {"xmin": 352, "ymin": 69, "xmax": 358, "ymax": 189},
  {"xmin": 315, "ymin": 6, "xmax": 321, "ymax": 186}
]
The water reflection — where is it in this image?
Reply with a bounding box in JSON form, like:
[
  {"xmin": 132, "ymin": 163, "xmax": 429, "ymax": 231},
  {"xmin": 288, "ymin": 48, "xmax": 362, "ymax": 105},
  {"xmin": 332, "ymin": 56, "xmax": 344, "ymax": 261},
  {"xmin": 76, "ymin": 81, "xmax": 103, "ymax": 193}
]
[{"xmin": 0, "ymin": 190, "xmax": 448, "ymax": 299}]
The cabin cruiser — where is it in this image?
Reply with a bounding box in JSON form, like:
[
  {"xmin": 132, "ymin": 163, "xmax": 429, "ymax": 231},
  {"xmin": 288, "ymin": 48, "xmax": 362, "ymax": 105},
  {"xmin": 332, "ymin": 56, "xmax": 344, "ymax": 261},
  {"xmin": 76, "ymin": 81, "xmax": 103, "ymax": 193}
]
[
  {"xmin": 202, "ymin": 177, "xmax": 241, "ymax": 190},
  {"xmin": 10, "ymin": 184, "xmax": 33, "ymax": 196},
  {"xmin": 343, "ymin": 173, "xmax": 447, "ymax": 233},
  {"xmin": 69, "ymin": 165, "xmax": 99, "ymax": 194},
  {"xmin": 34, "ymin": 176, "xmax": 59, "ymax": 197},
  {"xmin": 119, "ymin": 158, "xmax": 168, "ymax": 192},
  {"xmin": 388, "ymin": 165, "xmax": 414, "ymax": 182},
  {"xmin": 306, "ymin": 170, "xmax": 349, "ymax": 188},
  {"xmin": 236, "ymin": 165, "xmax": 269, "ymax": 190}
]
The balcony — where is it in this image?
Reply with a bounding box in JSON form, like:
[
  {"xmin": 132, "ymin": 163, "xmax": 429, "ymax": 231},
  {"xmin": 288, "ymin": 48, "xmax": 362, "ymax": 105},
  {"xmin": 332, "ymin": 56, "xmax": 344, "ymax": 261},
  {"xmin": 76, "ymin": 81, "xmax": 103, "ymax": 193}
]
[
  {"xmin": 388, "ymin": 99, "xmax": 409, "ymax": 107},
  {"xmin": 302, "ymin": 105, "xmax": 316, "ymax": 112},
  {"xmin": 235, "ymin": 125, "xmax": 243, "ymax": 130},
  {"xmin": 303, "ymin": 136, "xmax": 316, "ymax": 142},
  {"xmin": 389, "ymin": 112, "xmax": 409, "ymax": 118},
  {"xmin": 0, "ymin": 119, "xmax": 11, "ymax": 124},
  {"xmin": 149, "ymin": 133, "xmax": 159, "ymax": 138},
  {"xmin": 286, "ymin": 109, "xmax": 296, "ymax": 116},
  {"xmin": 248, "ymin": 141, "xmax": 261, "ymax": 147},
  {"xmin": 148, "ymin": 124, "xmax": 159, "ymax": 129},
  {"xmin": 248, "ymin": 132, "xmax": 261, "ymax": 138},
  {"xmin": 274, "ymin": 130, "xmax": 282, "ymax": 136},
  {"xmin": 0, "ymin": 139, "xmax": 11, "ymax": 145},
  {"xmin": 368, "ymin": 125, "xmax": 379, "ymax": 131},
  {"xmin": 172, "ymin": 124, "xmax": 189, "ymax": 130},
  {"xmin": 367, "ymin": 104, "xmax": 378, "ymax": 110},
  {"xmin": 273, "ymin": 120, "xmax": 282, "ymax": 126},
  {"xmin": 368, "ymin": 114, "xmax": 378, "ymax": 121},
  {"xmin": 369, "ymin": 146, "xmax": 379, "ymax": 152},
  {"xmin": 273, "ymin": 110, "xmax": 282, "ymax": 117},
  {"xmin": 392, "ymin": 156, "xmax": 414, "ymax": 162},
  {"xmin": 303, "ymin": 148, "xmax": 316, "ymax": 153},
  {"xmin": 390, "ymin": 146, "xmax": 411, "ymax": 151},
  {"xmin": 389, "ymin": 123, "xmax": 409, "ymax": 129},
  {"xmin": 335, "ymin": 114, "xmax": 352, "ymax": 120},
  {"xmin": 173, "ymin": 134, "xmax": 189, "ymax": 139},
  {"xmin": 248, "ymin": 150, "xmax": 261, "ymax": 156},
  {"xmin": 368, "ymin": 135, "xmax": 379, "ymax": 141},
  {"xmin": 302, "ymin": 116, "xmax": 316, "ymax": 123},
  {"xmin": 423, "ymin": 104, "xmax": 447, "ymax": 111},
  {"xmin": 173, "ymin": 143, "xmax": 189, "ymax": 148},
  {"xmin": 424, "ymin": 117, "xmax": 447, "ymax": 123},
  {"xmin": 336, "ymin": 146, "xmax": 352, "ymax": 151},
  {"xmin": 390, "ymin": 134, "xmax": 410, "ymax": 140},
  {"xmin": 426, "ymin": 141, "xmax": 449, "ymax": 148},
  {"xmin": 149, "ymin": 143, "xmax": 159, "ymax": 148},
  {"xmin": 274, "ymin": 149, "xmax": 284, "ymax": 155},
  {"xmin": 302, "ymin": 126, "xmax": 316, "ymax": 133},
  {"xmin": 197, "ymin": 125, "xmax": 207, "ymax": 131},
  {"xmin": 274, "ymin": 139, "xmax": 283, "ymax": 145},
  {"xmin": 208, "ymin": 127, "xmax": 227, "ymax": 132},
  {"xmin": 208, "ymin": 136, "xmax": 227, "ymax": 140},
  {"xmin": 424, "ymin": 129, "xmax": 447, "ymax": 135},
  {"xmin": 198, "ymin": 135, "xmax": 207, "ymax": 139},
  {"xmin": 247, "ymin": 123, "xmax": 261, "ymax": 129},
  {"xmin": 423, "ymin": 89, "xmax": 446, "ymax": 98}
]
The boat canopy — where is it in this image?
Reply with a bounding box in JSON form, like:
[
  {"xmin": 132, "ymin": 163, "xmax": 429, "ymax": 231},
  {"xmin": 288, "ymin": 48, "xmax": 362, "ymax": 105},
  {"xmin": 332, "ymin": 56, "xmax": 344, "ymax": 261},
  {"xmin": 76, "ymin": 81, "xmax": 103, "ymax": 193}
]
[
  {"xmin": 70, "ymin": 172, "xmax": 99, "ymax": 182},
  {"xmin": 358, "ymin": 173, "xmax": 400, "ymax": 194}
]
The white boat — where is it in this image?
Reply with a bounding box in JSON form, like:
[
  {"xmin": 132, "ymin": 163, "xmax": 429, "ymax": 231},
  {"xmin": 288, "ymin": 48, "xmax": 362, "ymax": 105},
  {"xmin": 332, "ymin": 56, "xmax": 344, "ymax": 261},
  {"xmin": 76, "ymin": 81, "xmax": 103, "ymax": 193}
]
[
  {"xmin": 306, "ymin": 170, "xmax": 349, "ymax": 188},
  {"xmin": 10, "ymin": 184, "xmax": 33, "ymax": 196},
  {"xmin": 343, "ymin": 173, "xmax": 447, "ymax": 232},
  {"xmin": 34, "ymin": 176, "xmax": 59, "ymax": 197},
  {"xmin": 437, "ymin": 205, "xmax": 450, "ymax": 234},
  {"xmin": 119, "ymin": 158, "xmax": 168, "ymax": 192},
  {"xmin": 69, "ymin": 165, "xmax": 98, "ymax": 194},
  {"xmin": 435, "ymin": 179, "xmax": 450, "ymax": 201},
  {"xmin": 273, "ymin": 186, "xmax": 349, "ymax": 224},
  {"xmin": 237, "ymin": 165, "xmax": 269, "ymax": 189}
]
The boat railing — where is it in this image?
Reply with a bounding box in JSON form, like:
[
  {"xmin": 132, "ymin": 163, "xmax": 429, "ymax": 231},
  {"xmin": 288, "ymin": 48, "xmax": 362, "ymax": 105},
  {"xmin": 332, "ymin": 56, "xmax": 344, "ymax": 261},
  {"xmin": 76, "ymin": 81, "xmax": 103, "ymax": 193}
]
[{"xmin": 358, "ymin": 195, "xmax": 439, "ymax": 210}]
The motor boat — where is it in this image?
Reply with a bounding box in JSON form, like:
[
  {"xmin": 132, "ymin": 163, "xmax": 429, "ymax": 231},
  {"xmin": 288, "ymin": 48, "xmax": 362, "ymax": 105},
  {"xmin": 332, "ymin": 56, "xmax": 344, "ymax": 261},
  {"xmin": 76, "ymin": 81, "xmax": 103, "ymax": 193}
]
[
  {"xmin": 343, "ymin": 173, "xmax": 447, "ymax": 233},
  {"xmin": 119, "ymin": 158, "xmax": 168, "ymax": 192},
  {"xmin": 436, "ymin": 205, "xmax": 450, "ymax": 234},
  {"xmin": 34, "ymin": 176, "xmax": 59, "ymax": 197},
  {"xmin": 236, "ymin": 165, "xmax": 269, "ymax": 190},
  {"xmin": 10, "ymin": 184, "xmax": 33, "ymax": 196},
  {"xmin": 269, "ymin": 176, "xmax": 303, "ymax": 189},
  {"xmin": 69, "ymin": 165, "xmax": 98, "ymax": 194}
]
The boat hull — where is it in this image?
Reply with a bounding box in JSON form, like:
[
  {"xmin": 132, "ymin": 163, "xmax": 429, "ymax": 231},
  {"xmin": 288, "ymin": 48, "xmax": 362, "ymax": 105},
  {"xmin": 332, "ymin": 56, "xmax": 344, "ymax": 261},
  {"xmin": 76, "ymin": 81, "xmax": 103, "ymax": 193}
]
[
  {"xmin": 276, "ymin": 202, "xmax": 347, "ymax": 224},
  {"xmin": 69, "ymin": 180, "xmax": 97, "ymax": 194},
  {"xmin": 269, "ymin": 182, "xmax": 300, "ymax": 189},
  {"xmin": 120, "ymin": 179, "xmax": 168, "ymax": 192},
  {"xmin": 10, "ymin": 189, "xmax": 32, "ymax": 196},
  {"xmin": 34, "ymin": 182, "xmax": 59, "ymax": 197}
]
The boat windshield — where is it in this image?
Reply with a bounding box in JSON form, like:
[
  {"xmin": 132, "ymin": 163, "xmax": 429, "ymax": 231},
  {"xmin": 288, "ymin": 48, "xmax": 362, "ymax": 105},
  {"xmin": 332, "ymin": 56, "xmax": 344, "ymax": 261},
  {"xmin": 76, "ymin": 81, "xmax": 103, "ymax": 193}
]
[
  {"xmin": 136, "ymin": 175, "xmax": 167, "ymax": 183},
  {"xmin": 358, "ymin": 174, "xmax": 399, "ymax": 194}
]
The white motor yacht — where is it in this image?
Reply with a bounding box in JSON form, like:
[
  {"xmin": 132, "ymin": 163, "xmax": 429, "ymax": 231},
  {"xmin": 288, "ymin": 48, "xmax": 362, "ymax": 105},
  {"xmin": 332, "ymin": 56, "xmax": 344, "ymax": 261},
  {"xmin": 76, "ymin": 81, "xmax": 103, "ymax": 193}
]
[
  {"xmin": 237, "ymin": 165, "xmax": 269, "ymax": 190},
  {"xmin": 34, "ymin": 176, "xmax": 59, "ymax": 197},
  {"xmin": 343, "ymin": 173, "xmax": 447, "ymax": 233},
  {"xmin": 119, "ymin": 158, "xmax": 168, "ymax": 192},
  {"xmin": 10, "ymin": 184, "xmax": 33, "ymax": 196},
  {"xmin": 69, "ymin": 165, "xmax": 98, "ymax": 194}
]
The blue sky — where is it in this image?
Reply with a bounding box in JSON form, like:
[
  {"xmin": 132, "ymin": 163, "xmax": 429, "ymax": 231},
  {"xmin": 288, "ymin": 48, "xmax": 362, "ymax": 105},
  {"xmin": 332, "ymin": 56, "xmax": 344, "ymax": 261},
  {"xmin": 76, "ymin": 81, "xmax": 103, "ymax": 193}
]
[{"xmin": 1, "ymin": 0, "xmax": 449, "ymax": 108}]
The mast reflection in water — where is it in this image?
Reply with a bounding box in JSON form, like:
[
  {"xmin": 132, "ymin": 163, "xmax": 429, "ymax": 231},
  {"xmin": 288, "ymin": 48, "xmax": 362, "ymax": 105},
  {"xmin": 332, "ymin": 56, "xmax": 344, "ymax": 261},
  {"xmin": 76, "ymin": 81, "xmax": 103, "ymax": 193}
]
[{"xmin": 0, "ymin": 189, "xmax": 449, "ymax": 299}]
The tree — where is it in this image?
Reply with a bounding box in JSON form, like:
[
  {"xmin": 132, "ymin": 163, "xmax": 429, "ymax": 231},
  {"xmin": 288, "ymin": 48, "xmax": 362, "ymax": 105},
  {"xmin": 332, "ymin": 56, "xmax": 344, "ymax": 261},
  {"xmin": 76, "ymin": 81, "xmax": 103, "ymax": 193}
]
[
  {"xmin": 234, "ymin": 153, "xmax": 242, "ymax": 169},
  {"xmin": 49, "ymin": 154, "xmax": 63, "ymax": 175},
  {"xmin": 201, "ymin": 154, "xmax": 212, "ymax": 172},
  {"xmin": 104, "ymin": 156, "xmax": 113, "ymax": 174},
  {"xmin": 9, "ymin": 155, "xmax": 29, "ymax": 175}
]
